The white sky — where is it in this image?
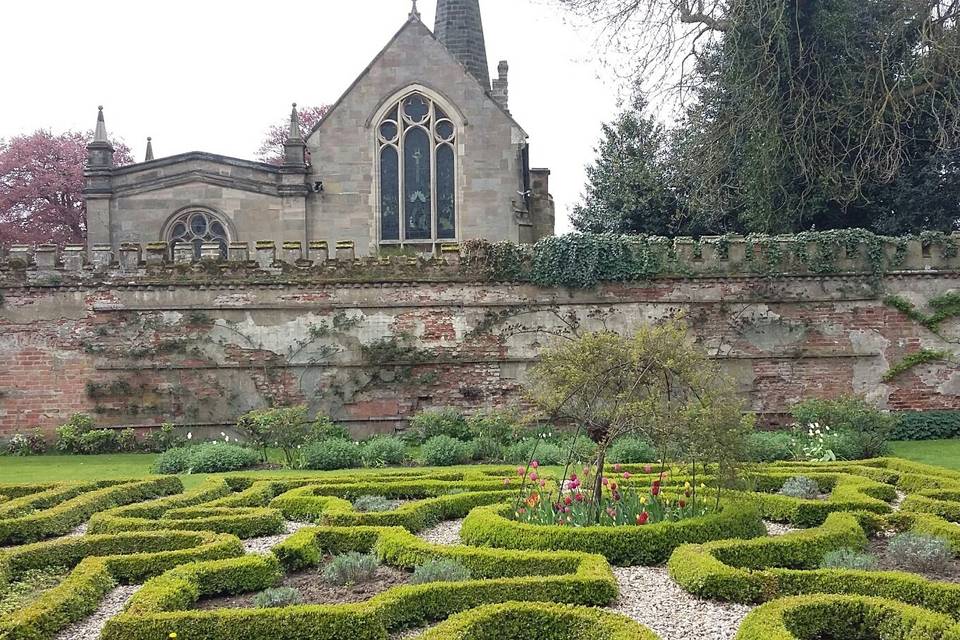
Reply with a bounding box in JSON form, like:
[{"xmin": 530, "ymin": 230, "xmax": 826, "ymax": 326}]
[{"xmin": 0, "ymin": 0, "xmax": 625, "ymax": 234}]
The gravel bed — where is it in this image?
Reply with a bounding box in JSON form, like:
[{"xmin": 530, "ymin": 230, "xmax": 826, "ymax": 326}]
[
  {"xmin": 66, "ymin": 523, "xmax": 87, "ymax": 537},
  {"xmin": 612, "ymin": 566, "xmax": 751, "ymax": 640},
  {"xmin": 54, "ymin": 584, "xmax": 140, "ymax": 640},
  {"xmin": 764, "ymin": 520, "xmax": 800, "ymax": 536},
  {"xmin": 243, "ymin": 521, "xmax": 308, "ymax": 554},
  {"xmin": 892, "ymin": 490, "xmax": 907, "ymax": 511},
  {"xmin": 389, "ymin": 625, "xmax": 434, "ymax": 639},
  {"xmin": 416, "ymin": 519, "xmax": 463, "ymax": 546}
]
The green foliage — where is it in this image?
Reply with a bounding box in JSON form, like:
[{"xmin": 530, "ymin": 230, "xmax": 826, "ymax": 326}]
[
  {"xmin": 893, "ymin": 412, "xmax": 960, "ymax": 441},
  {"xmin": 360, "ymin": 436, "xmax": 407, "ymax": 467},
  {"xmin": 421, "ymin": 435, "xmax": 472, "ymax": 467},
  {"xmin": 312, "ymin": 415, "xmax": 351, "ymax": 441},
  {"xmin": 352, "ymin": 496, "xmax": 396, "ymax": 513},
  {"xmin": 607, "ymin": 436, "xmax": 657, "ymax": 464},
  {"xmin": 820, "ymin": 548, "xmax": 878, "ymax": 571},
  {"xmin": 410, "ymin": 558, "xmax": 472, "ymax": 585},
  {"xmin": 467, "ymin": 409, "xmax": 521, "ymax": 444},
  {"xmin": 0, "ymin": 566, "xmax": 69, "ymax": 616},
  {"xmin": 143, "ymin": 423, "xmax": 184, "ymax": 453},
  {"xmin": 407, "ymin": 409, "xmax": 471, "ymax": 444},
  {"xmin": 792, "ymin": 396, "xmax": 895, "ymax": 458},
  {"xmin": 235, "ymin": 405, "xmax": 310, "ymax": 466},
  {"xmin": 778, "ymin": 476, "xmax": 821, "ymax": 500},
  {"xmin": 887, "ymin": 533, "xmax": 955, "ymax": 572},
  {"xmin": 468, "ymin": 436, "xmax": 504, "ymax": 462},
  {"xmin": 883, "ymin": 349, "xmax": 952, "ymax": 382},
  {"xmin": 54, "ymin": 413, "xmax": 95, "ymax": 454},
  {"xmin": 744, "ymin": 431, "xmax": 796, "ymax": 463},
  {"xmin": 152, "ymin": 443, "xmax": 260, "ymax": 474},
  {"xmin": 321, "ymin": 552, "xmax": 379, "ymax": 586},
  {"xmin": 77, "ymin": 429, "xmax": 120, "ymax": 454},
  {"xmin": 556, "ymin": 435, "xmax": 598, "ymax": 463},
  {"xmin": 572, "ymin": 92, "xmax": 684, "ymax": 236},
  {"xmin": 884, "ymin": 292, "xmax": 960, "ymax": 333},
  {"xmin": 4, "ymin": 430, "xmax": 47, "ymax": 456},
  {"xmin": 300, "ymin": 439, "xmax": 362, "ymax": 471},
  {"xmin": 503, "ymin": 441, "xmax": 564, "ymax": 466},
  {"xmin": 253, "ymin": 587, "xmax": 301, "ymax": 609}
]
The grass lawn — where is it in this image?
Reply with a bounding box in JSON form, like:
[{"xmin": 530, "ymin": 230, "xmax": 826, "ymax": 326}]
[
  {"xmin": 1, "ymin": 441, "xmax": 958, "ymax": 485},
  {"xmin": 888, "ymin": 439, "xmax": 960, "ymax": 471}
]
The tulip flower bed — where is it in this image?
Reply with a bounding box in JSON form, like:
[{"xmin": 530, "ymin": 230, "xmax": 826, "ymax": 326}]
[{"xmin": 2, "ymin": 458, "xmax": 960, "ymax": 640}]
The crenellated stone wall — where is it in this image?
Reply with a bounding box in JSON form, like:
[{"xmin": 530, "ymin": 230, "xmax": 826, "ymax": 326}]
[{"xmin": 2, "ymin": 237, "xmax": 960, "ymax": 438}]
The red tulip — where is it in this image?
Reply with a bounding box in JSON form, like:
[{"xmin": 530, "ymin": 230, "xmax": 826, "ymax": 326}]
[
  {"xmin": 636, "ymin": 512, "xmax": 649, "ymax": 525},
  {"xmin": 679, "ymin": 499, "xmax": 687, "ymax": 508}
]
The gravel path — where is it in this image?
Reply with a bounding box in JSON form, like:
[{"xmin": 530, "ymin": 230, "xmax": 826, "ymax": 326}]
[
  {"xmin": 243, "ymin": 521, "xmax": 309, "ymax": 554},
  {"xmin": 612, "ymin": 566, "xmax": 751, "ymax": 640},
  {"xmin": 66, "ymin": 523, "xmax": 87, "ymax": 537},
  {"xmin": 53, "ymin": 585, "xmax": 140, "ymax": 640},
  {"xmin": 764, "ymin": 520, "xmax": 800, "ymax": 536},
  {"xmin": 892, "ymin": 490, "xmax": 907, "ymax": 512},
  {"xmin": 390, "ymin": 626, "xmax": 434, "ymax": 639},
  {"xmin": 416, "ymin": 519, "xmax": 463, "ymax": 546}
]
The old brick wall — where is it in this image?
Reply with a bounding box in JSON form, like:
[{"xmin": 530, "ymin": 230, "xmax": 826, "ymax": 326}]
[{"xmin": 2, "ymin": 250, "xmax": 960, "ymax": 437}]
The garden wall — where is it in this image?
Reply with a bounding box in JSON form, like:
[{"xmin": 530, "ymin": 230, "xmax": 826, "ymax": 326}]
[{"xmin": 2, "ymin": 236, "xmax": 960, "ymax": 437}]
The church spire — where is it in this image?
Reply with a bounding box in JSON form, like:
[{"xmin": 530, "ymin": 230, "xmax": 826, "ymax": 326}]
[
  {"xmin": 283, "ymin": 103, "xmax": 307, "ymax": 168},
  {"xmin": 144, "ymin": 137, "xmax": 154, "ymax": 162},
  {"xmin": 434, "ymin": 0, "xmax": 491, "ymax": 88}
]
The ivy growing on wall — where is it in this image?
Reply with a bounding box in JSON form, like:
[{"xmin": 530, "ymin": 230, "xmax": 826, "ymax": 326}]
[
  {"xmin": 463, "ymin": 230, "xmax": 955, "ymax": 287},
  {"xmin": 883, "ymin": 349, "xmax": 953, "ymax": 382}
]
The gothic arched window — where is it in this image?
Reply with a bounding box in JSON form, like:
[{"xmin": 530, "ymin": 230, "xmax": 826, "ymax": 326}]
[
  {"xmin": 378, "ymin": 91, "xmax": 457, "ymax": 244},
  {"xmin": 166, "ymin": 210, "xmax": 229, "ymax": 259}
]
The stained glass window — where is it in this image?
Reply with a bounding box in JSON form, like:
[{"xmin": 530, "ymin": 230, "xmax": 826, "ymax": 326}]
[
  {"xmin": 377, "ymin": 91, "xmax": 457, "ymax": 245},
  {"xmin": 167, "ymin": 210, "xmax": 229, "ymax": 259}
]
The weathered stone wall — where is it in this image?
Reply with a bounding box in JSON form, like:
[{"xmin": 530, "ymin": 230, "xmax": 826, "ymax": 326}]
[{"xmin": 2, "ymin": 239, "xmax": 960, "ymax": 437}]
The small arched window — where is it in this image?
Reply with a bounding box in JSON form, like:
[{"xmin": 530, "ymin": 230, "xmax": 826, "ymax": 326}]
[
  {"xmin": 378, "ymin": 91, "xmax": 457, "ymax": 244},
  {"xmin": 166, "ymin": 210, "xmax": 229, "ymax": 258}
]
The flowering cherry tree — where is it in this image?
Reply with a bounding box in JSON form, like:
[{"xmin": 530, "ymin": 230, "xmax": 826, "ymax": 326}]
[
  {"xmin": 255, "ymin": 105, "xmax": 330, "ymax": 165},
  {"xmin": 0, "ymin": 130, "xmax": 132, "ymax": 245}
]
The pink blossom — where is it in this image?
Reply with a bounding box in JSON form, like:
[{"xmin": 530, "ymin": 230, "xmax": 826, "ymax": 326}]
[
  {"xmin": 531, "ymin": 461, "xmax": 540, "ymax": 469},
  {"xmin": 622, "ymin": 471, "xmax": 632, "ymax": 480}
]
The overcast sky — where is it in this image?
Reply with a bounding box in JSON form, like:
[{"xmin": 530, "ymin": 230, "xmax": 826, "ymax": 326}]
[{"xmin": 0, "ymin": 0, "xmax": 624, "ymax": 233}]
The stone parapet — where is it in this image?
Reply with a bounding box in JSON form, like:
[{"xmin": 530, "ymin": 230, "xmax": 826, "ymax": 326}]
[{"xmin": 2, "ymin": 234, "xmax": 960, "ymax": 288}]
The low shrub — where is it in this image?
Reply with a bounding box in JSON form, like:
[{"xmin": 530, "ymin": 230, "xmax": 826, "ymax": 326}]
[
  {"xmin": 300, "ymin": 439, "xmax": 362, "ymax": 471},
  {"xmin": 235, "ymin": 405, "xmax": 310, "ymax": 466},
  {"xmin": 143, "ymin": 423, "xmax": 184, "ymax": 453},
  {"xmin": 503, "ymin": 441, "xmax": 564, "ymax": 466},
  {"xmin": 820, "ymin": 547, "xmax": 878, "ymax": 571},
  {"xmin": 778, "ymin": 476, "xmax": 821, "ymax": 500},
  {"xmin": 4, "ymin": 430, "xmax": 47, "ymax": 456},
  {"xmin": 152, "ymin": 443, "xmax": 260, "ymax": 474},
  {"xmin": 887, "ymin": 532, "xmax": 955, "ymax": 571},
  {"xmin": 312, "ymin": 415, "xmax": 351, "ymax": 441},
  {"xmin": 467, "ymin": 409, "xmax": 520, "ymax": 444},
  {"xmin": 406, "ymin": 409, "xmax": 471, "ymax": 444},
  {"xmin": 893, "ymin": 411, "xmax": 960, "ymax": 441},
  {"xmin": 607, "ymin": 436, "xmax": 657, "ymax": 464},
  {"xmin": 468, "ymin": 436, "xmax": 503, "ymax": 462},
  {"xmin": 0, "ymin": 566, "xmax": 69, "ymax": 615},
  {"xmin": 321, "ymin": 552, "xmax": 379, "ymax": 586},
  {"xmin": 744, "ymin": 431, "xmax": 796, "ymax": 463},
  {"xmin": 352, "ymin": 496, "xmax": 395, "ymax": 513},
  {"xmin": 360, "ymin": 436, "xmax": 407, "ymax": 467},
  {"xmin": 557, "ymin": 435, "xmax": 598, "ymax": 463},
  {"xmin": 54, "ymin": 413, "xmax": 96, "ymax": 454},
  {"xmin": 792, "ymin": 396, "xmax": 894, "ymax": 458},
  {"xmin": 410, "ymin": 558, "xmax": 473, "ymax": 585},
  {"xmin": 253, "ymin": 587, "xmax": 301, "ymax": 608},
  {"xmin": 78, "ymin": 429, "xmax": 120, "ymax": 454},
  {"xmin": 421, "ymin": 435, "xmax": 472, "ymax": 466},
  {"xmin": 117, "ymin": 428, "xmax": 139, "ymax": 452}
]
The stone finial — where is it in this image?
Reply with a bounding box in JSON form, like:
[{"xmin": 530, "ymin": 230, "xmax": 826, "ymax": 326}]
[
  {"xmin": 145, "ymin": 137, "xmax": 154, "ymax": 162},
  {"xmin": 435, "ymin": 0, "xmax": 491, "ymax": 88},
  {"xmin": 409, "ymin": 0, "xmax": 421, "ymax": 20},
  {"xmin": 492, "ymin": 60, "xmax": 509, "ymax": 111},
  {"xmin": 283, "ymin": 103, "xmax": 307, "ymax": 168},
  {"xmin": 93, "ymin": 106, "xmax": 109, "ymax": 143},
  {"xmin": 87, "ymin": 106, "xmax": 115, "ymax": 168}
]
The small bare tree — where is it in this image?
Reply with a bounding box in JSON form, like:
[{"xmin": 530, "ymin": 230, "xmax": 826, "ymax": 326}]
[{"xmin": 527, "ymin": 318, "xmax": 752, "ymax": 518}]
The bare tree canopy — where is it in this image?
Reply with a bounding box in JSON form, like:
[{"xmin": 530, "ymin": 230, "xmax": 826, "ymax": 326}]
[{"xmin": 559, "ymin": 0, "xmax": 960, "ymax": 233}]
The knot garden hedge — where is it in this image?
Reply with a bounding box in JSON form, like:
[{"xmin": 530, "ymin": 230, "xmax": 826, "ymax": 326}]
[{"xmin": 4, "ymin": 460, "xmax": 960, "ymax": 639}]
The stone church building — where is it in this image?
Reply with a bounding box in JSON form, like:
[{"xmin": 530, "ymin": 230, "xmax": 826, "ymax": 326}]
[{"xmin": 83, "ymin": 0, "xmax": 555, "ymax": 257}]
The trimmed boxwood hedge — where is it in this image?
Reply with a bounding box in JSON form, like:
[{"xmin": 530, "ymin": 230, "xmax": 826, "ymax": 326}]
[
  {"xmin": 0, "ymin": 477, "xmax": 182, "ymax": 545},
  {"xmin": 0, "ymin": 529, "xmax": 245, "ymax": 640},
  {"xmin": 105, "ymin": 524, "xmax": 619, "ymax": 640},
  {"xmin": 459, "ymin": 500, "xmax": 766, "ymax": 566},
  {"xmin": 414, "ymin": 601, "xmax": 661, "ymax": 639},
  {"xmin": 667, "ymin": 511, "xmax": 960, "ymax": 616},
  {"xmin": 735, "ymin": 594, "xmax": 959, "ymax": 640}
]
